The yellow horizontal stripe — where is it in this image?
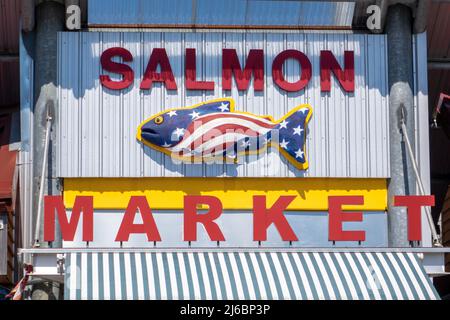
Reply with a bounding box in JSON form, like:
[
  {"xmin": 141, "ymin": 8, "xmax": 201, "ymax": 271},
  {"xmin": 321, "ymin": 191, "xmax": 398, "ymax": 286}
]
[{"xmin": 63, "ymin": 178, "xmax": 387, "ymax": 211}]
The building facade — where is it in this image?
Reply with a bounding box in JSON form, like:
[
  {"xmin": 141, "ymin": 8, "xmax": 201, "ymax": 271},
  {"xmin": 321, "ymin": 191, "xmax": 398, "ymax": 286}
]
[{"xmin": 10, "ymin": 0, "xmax": 450, "ymax": 300}]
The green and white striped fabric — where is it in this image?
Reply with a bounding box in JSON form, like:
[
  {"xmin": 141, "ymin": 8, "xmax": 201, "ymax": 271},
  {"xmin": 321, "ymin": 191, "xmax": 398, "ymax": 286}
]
[{"xmin": 64, "ymin": 251, "xmax": 439, "ymax": 300}]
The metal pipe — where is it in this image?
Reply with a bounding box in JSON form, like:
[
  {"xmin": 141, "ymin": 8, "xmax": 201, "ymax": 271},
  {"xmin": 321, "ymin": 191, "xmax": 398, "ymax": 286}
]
[
  {"xmin": 33, "ymin": 1, "xmax": 65, "ymax": 249},
  {"xmin": 386, "ymin": 4, "xmax": 416, "ymax": 247},
  {"xmin": 21, "ymin": 0, "xmax": 35, "ymax": 32},
  {"xmin": 400, "ymin": 107, "xmax": 441, "ymax": 246},
  {"xmin": 413, "ymin": 0, "xmax": 429, "ymax": 34},
  {"xmin": 33, "ymin": 114, "xmax": 52, "ymax": 247}
]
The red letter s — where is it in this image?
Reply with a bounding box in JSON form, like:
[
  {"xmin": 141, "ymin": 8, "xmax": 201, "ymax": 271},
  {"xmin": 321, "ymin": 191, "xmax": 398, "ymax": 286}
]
[{"xmin": 100, "ymin": 47, "xmax": 134, "ymax": 90}]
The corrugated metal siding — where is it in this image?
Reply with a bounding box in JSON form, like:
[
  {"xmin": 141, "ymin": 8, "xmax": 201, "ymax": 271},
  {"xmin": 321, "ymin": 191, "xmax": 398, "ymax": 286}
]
[
  {"xmin": 428, "ymin": 1, "xmax": 450, "ymax": 60},
  {"xmin": 57, "ymin": 31, "xmax": 390, "ymax": 178},
  {"xmin": 413, "ymin": 33, "xmax": 432, "ymax": 247},
  {"xmin": 0, "ymin": 0, "xmax": 20, "ymax": 108},
  {"xmin": 0, "ymin": 0, "xmax": 20, "ymax": 54},
  {"xmin": 19, "ymin": 31, "xmax": 34, "ymax": 249},
  {"xmin": 427, "ymin": 1, "xmax": 450, "ymax": 114},
  {"xmin": 88, "ymin": 0, "xmax": 355, "ymax": 28}
]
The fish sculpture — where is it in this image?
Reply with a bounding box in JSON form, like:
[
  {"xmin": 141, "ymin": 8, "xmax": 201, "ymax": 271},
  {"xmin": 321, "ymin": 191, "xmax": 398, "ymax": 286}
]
[{"xmin": 136, "ymin": 98, "xmax": 312, "ymax": 170}]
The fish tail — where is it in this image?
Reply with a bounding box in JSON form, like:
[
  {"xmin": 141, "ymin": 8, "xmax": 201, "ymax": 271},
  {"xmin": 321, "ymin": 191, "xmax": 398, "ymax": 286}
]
[{"xmin": 273, "ymin": 104, "xmax": 313, "ymax": 170}]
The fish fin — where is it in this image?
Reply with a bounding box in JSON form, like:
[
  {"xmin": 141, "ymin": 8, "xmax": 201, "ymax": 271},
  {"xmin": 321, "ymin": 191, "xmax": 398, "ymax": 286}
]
[
  {"xmin": 193, "ymin": 98, "xmax": 235, "ymax": 114},
  {"xmin": 274, "ymin": 104, "xmax": 313, "ymax": 170}
]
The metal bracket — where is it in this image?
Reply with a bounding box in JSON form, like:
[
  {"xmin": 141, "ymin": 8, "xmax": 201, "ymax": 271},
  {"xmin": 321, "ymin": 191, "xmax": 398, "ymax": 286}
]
[{"xmin": 56, "ymin": 254, "xmax": 65, "ymax": 275}]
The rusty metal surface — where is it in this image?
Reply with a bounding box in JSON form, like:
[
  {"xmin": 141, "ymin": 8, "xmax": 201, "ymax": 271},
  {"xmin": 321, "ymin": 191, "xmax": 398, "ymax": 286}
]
[{"xmin": 0, "ymin": 114, "xmax": 17, "ymax": 199}]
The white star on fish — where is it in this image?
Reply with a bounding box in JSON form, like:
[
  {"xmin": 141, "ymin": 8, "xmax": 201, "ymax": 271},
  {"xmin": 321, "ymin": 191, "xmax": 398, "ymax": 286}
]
[
  {"xmin": 167, "ymin": 110, "xmax": 177, "ymax": 117},
  {"xmin": 189, "ymin": 111, "xmax": 201, "ymax": 119},
  {"xmin": 280, "ymin": 139, "xmax": 289, "ymax": 149},
  {"xmin": 172, "ymin": 127, "xmax": 185, "ymax": 141},
  {"xmin": 279, "ymin": 120, "xmax": 288, "ymax": 129},
  {"xmin": 293, "ymin": 125, "xmax": 304, "ymax": 136},
  {"xmin": 162, "ymin": 141, "xmax": 171, "ymax": 148},
  {"xmin": 241, "ymin": 140, "xmax": 251, "ymax": 148},
  {"xmin": 295, "ymin": 148, "xmax": 304, "ymax": 159},
  {"xmin": 218, "ymin": 102, "xmax": 229, "ymax": 112},
  {"xmin": 299, "ymin": 108, "xmax": 309, "ymax": 114}
]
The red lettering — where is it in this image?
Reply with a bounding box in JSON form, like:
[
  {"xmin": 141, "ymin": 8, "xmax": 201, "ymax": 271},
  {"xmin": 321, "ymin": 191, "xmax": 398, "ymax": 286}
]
[
  {"xmin": 44, "ymin": 196, "xmax": 93, "ymax": 242},
  {"xmin": 222, "ymin": 49, "xmax": 264, "ymax": 91},
  {"xmin": 253, "ymin": 196, "xmax": 298, "ymax": 241},
  {"xmin": 100, "ymin": 47, "xmax": 134, "ymax": 90},
  {"xmin": 184, "ymin": 196, "xmax": 225, "ymax": 241},
  {"xmin": 320, "ymin": 50, "xmax": 354, "ymax": 92},
  {"xmin": 141, "ymin": 48, "xmax": 177, "ymax": 90},
  {"xmin": 394, "ymin": 195, "xmax": 435, "ymax": 241},
  {"xmin": 115, "ymin": 196, "xmax": 161, "ymax": 242},
  {"xmin": 328, "ymin": 196, "xmax": 365, "ymax": 242},
  {"xmin": 185, "ymin": 48, "xmax": 215, "ymax": 90},
  {"xmin": 272, "ymin": 50, "xmax": 312, "ymax": 92}
]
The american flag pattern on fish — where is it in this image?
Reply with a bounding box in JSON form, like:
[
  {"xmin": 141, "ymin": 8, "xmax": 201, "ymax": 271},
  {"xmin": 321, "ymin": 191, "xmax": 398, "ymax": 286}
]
[{"xmin": 136, "ymin": 98, "xmax": 312, "ymax": 170}]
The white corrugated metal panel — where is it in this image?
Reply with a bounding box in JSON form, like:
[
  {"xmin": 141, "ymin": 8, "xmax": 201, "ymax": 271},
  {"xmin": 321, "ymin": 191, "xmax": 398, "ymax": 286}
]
[
  {"xmin": 19, "ymin": 30, "xmax": 34, "ymax": 248},
  {"xmin": 88, "ymin": 0, "xmax": 355, "ymax": 28},
  {"xmin": 413, "ymin": 32, "xmax": 432, "ymax": 247},
  {"xmin": 57, "ymin": 31, "xmax": 389, "ymax": 178}
]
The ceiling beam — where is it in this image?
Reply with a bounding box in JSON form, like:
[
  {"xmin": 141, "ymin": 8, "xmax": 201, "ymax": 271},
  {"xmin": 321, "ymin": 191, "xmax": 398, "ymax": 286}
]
[
  {"xmin": 428, "ymin": 59, "xmax": 450, "ymax": 70},
  {"xmin": 0, "ymin": 54, "xmax": 19, "ymax": 63}
]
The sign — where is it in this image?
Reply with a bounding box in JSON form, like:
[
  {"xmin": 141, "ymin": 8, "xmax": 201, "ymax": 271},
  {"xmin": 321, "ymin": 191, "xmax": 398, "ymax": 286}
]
[
  {"xmin": 56, "ymin": 32, "xmax": 392, "ymax": 248},
  {"xmin": 136, "ymin": 98, "xmax": 312, "ymax": 169},
  {"xmin": 44, "ymin": 195, "xmax": 434, "ymax": 243},
  {"xmin": 99, "ymin": 47, "xmax": 354, "ymax": 93},
  {"xmin": 57, "ymin": 32, "xmax": 389, "ymax": 178}
]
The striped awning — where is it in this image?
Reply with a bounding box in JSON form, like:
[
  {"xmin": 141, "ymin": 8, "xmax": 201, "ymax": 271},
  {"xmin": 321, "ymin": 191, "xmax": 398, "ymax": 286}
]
[{"xmin": 64, "ymin": 251, "xmax": 439, "ymax": 300}]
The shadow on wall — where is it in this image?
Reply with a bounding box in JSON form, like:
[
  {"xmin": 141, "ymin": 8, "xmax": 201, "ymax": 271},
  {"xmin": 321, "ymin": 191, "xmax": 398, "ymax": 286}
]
[{"xmin": 140, "ymin": 131, "xmax": 308, "ymax": 177}]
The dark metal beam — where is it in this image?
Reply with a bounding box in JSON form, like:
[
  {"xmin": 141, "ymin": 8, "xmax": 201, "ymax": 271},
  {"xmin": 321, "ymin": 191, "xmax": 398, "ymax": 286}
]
[
  {"xmin": 428, "ymin": 59, "xmax": 450, "ymax": 70},
  {"xmin": 0, "ymin": 54, "xmax": 19, "ymax": 62}
]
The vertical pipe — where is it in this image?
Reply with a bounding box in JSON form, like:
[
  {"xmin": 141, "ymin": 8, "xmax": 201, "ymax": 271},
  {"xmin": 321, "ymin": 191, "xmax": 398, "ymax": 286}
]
[
  {"xmin": 33, "ymin": 1, "xmax": 64, "ymax": 248},
  {"xmin": 33, "ymin": 115, "xmax": 51, "ymax": 247},
  {"xmin": 386, "ymin": 4, "xmax": 416, "ymax": 247}
]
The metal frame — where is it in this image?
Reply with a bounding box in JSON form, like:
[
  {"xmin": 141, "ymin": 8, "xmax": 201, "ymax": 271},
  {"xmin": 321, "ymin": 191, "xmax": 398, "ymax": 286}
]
[
  {"xmin": 18, "ymin": 247, "xmax": 450, "ymax": 279},
  {"xmin": 19, "ymin": 247, "xmax": 450, "ymax": 254}
]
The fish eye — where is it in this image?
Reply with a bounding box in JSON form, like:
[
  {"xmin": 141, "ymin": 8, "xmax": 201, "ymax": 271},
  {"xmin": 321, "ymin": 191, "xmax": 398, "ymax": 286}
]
[{"xmin": 154, "ymin": 116, "xmax": 164, "ymax": 125}]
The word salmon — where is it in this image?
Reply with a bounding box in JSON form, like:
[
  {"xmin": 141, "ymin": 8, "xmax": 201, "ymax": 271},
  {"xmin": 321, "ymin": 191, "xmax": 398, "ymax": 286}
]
[{"xmin": 99, "ymin": 47, "xmax": 355, "ymax": 93}]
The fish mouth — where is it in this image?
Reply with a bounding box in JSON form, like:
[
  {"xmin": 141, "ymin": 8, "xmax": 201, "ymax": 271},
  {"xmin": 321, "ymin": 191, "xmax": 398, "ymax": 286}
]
[{"xmin": 141, "ymin": 127, "xmax": 158, "ymax": 135}]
